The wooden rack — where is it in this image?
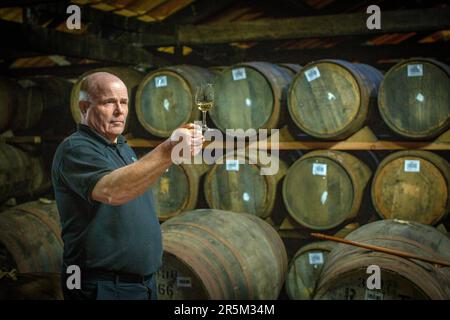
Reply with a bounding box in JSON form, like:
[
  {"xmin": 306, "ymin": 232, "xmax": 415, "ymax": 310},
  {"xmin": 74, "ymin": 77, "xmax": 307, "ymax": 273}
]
[{"xmin": 2, "ymin": 127, "xmax": 449, "ymax": 150}]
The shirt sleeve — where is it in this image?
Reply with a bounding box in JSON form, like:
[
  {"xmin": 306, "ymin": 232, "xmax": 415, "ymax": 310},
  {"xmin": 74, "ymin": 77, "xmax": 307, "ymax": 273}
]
[{"xmin": 59, "ymin": 145, "xmax": 116, "ymax": 203}]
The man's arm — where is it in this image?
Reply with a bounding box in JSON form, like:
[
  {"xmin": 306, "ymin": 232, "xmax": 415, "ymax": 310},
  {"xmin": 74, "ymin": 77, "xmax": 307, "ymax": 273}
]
[{"xmin": 92, "ymin": 124, "xmax": 202, "ymax": 205}]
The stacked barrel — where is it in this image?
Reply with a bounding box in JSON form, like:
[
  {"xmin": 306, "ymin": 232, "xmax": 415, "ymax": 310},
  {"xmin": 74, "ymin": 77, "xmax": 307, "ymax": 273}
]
[
  {"xmin": 288, "ymin": 60, "xmax": 383, "ymax": 139},
  {"xmin": 0, "ymin": 200, "xmax": 63, "ymax": 300},
  {"xmin": 0, "ymin": 58, "xmax": 448, "ymax": 301},
  {"xmin": 314, "ymin": 220, "xmax": 450, "ymax": 300}
]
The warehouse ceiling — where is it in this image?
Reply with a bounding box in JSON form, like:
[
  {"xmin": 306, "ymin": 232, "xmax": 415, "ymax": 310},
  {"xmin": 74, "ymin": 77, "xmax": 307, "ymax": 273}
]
[{"xmin": 0, "ymin": 0, "xmax": 449, "ymax": 77}]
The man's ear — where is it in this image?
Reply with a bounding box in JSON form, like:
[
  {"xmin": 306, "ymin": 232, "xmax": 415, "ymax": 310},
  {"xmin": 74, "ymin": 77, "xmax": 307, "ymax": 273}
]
[{"xmin": 79, "ymin": 101, "xmax": 89, "ymax": 118}]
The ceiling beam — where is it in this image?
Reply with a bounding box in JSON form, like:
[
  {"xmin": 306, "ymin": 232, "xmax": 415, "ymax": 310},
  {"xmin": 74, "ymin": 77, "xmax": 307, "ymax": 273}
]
[
  {"xmin": 34, "ymin": 2, "xmax": 158, "ymax": 33},
  {"xmin": 176, "ymin": 41, "xmax": 450, "ymax": 66},
  {"xmin": 177, "ymin": 7, "xmax": 450, "ymax": 44},
  {"xmin": 5, "ymin": 63, "xmax": 123, "ymax": 77},
  {"xmin": 0, "ymin": 0, "xmax": 65, "ymax": 8},
  {"xmin": 0, "ymin": 20, "xmax": 172, "ymax": 67},
  {"xmin": 162, "ymin": 0, "xmax": 239, "ymax": 24}
]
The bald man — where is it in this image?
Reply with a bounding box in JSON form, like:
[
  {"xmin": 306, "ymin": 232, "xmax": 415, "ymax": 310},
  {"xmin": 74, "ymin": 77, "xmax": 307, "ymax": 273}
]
[{"xmin": 51, "ymin": 72, "xmax": 203, "ymax": 300}]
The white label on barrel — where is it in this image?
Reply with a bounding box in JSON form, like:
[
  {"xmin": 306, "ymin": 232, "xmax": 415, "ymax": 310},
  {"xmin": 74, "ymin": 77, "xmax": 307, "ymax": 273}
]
[
  {"xmin": 232, "ymin": 68, "xmax": 246, "ymax": 81},
  {"xmin": 407, "ymin": 64, "xmax": 423, "ymax": 77},
  {"xmin": 18, "ymin": 79, "xmax": 36, "ymax": 88},
  {"xmin": 404, "ymin": 160, "xmax": 420, "ymax": 172},
  {"xmin": 242, "ymin": 192, "xmax": 250, "ymax": 202},
  {"xmin": 226, "ymin": 160, "xmax": 240, "ymax": 171},
  {"xmin": 312, "ymin": 163, "xmax": 327, "ymax": 176},
  {"xmin": 245, "ymin": 98, "xmax": 252, "ymax": 107},
  {"xmin": 155, "ymin": 76, "xmax": 167, "ymax": 87},
  {"xmin": 176, "ymin": 277, "xmax": 192, "ymax": 288},
  {"xmin": 365, "ymin": 290, "xmax": 383, "ymax": 300},
  {"xmin": 416, "ymin": 93, "xmax": 425, "ymax": 102},
  {"xmin": 305, "ymin": 67, "xmax": 321, "ymax": 82},
  {"xmin": 320, "ymin": 191, "xmax": 328, "ymax": 205},
  {"xmin": 163, "ymin": 98, "xmax": 170, "ymax": 111},
  {"xmin": 308, "ymin": 252, "xmax": 324, "ymax": 265}
]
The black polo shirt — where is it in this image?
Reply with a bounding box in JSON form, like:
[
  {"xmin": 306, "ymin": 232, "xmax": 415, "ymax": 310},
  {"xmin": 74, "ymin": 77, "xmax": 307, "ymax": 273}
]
[{"xmin": 51, "ymin": 124, "xmax": 162, "ymax": 276}]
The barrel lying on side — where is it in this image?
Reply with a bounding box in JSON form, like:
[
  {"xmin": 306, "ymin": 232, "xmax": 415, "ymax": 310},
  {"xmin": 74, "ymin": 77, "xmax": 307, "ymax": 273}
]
[
  {"xmin": 135, "ymin": 65, "xmax": 214, "ymax": 137},
  {"xmin": 157, "ymin": 209, "xmax": 288, "ymax": 299},
  {"xmin": 282, "ymin": 150, "xmax": 372, "ymax": 230},
  {"xmin": 288, "ymin": 60, "xmax": 383, "ymax": 139},
  {"xmin": 314, "ymin": 219, "xmax": 450, "ymax": 300},
  {"xmin": 378, "ymin": 59, "xmax": 450, "ymax": 139},
  {"xmin": 371, "ymin": 151, "xmax": 449, "ymax": 225},
  {"xmin": 285, "ymin": 241, "xmax": 336, "ymax": 300},
  {"xmin": 0, "ymin": 77, "xmax": 74, "ymax": 134},
  {"xmin": 211, "ymin": 62, "xmax": 293, "ymax": 136},
  {"xmin": 0, "ymin": 77, "xmax": 18, "ymax": 132},
  {"xmin": 0, "ymin": 200, "xmax": 62, "ymax": 273},
  {"xmin": 150, "ymin": 163, "xmax": 209, "ymax": 221},
  {"xmin": 0, "ymin": 143, "xmax": 48, "ymax": 202},
  {"xmin": 0, "ymin": 272, "xmax": 63, "ymax": 300},
  {"xmin": 31, "ymin": 76, "xmax": 75, "ymax": 135},
  {"xmin": 0, "ymin": 78, "xmax": 43, "ymax": 132},
  {"xmin": 203, "ymin": 153, "xmax": 287, "ymax": 218}
]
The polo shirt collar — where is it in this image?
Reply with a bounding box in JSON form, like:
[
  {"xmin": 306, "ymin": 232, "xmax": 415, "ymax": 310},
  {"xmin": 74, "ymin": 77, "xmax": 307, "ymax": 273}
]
[{"xmin": 77, "ymin": 124, "xmax": 126, "ymax": 146}]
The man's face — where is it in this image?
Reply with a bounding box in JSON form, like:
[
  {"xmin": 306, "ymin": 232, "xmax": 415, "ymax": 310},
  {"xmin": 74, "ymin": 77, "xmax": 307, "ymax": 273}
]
[{"xmin": 83, "ymin": 79, "xmax": 129, "ymax": 142}]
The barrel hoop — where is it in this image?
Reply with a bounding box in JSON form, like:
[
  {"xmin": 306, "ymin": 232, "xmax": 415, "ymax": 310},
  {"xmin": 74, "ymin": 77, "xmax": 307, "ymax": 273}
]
[{"xmin": 17, "ymin": 206, "xmax": 63, "ymax": 246}]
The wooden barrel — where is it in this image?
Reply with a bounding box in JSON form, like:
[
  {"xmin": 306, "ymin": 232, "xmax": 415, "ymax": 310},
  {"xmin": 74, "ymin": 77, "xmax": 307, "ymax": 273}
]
[
  {"xmin": 378, "ymin": 59, "xmax": 450, "ymax": 139},
  {"xmin": 0, "ymin": 144, "xmax": 47, "ymax": 202},
  {"xmin": 0, "ymin": 78, "xmax": 24, "ymax": 132},
  {"xmin": 70, "ymin": 67, "xmax": 143, "ymax": 128},
  {"xmin": 0, "ymin": 200, "xmax": 63, "ymax": 273},
  {"xmin": 157, "ymin": 209, "xmax": 287, "ymax": 299},
  {"xmin": 288, "ymin": 60, "xmax": 383, "ymax": 139},
  {"xmin": 135, "ymin": 65, "xmax": 214, "ymax": 137},
  {"xmin": 203, "ymin": 153, "xmax": 287, "ymax": 218},
  {"xmin": 208, "ymin": 66, "xmax": 226, "ymax": 74},
  {"xmin": 210, "ymin": 62, "xmax": 293, "ymax": 135},
  {"xmin": 371, "ymin": 151, "xmax": 449, "ymax": 225},
  {"xmin": 32, "ymin": 76, "xmax": 75, "ymax": 135},
  {"xmin": 282, "ymin": 150, "xmax": 372, "ymax": 230},
  {"xmin": 278, "ymin": 63, "xmax": 302, "ymax": 75},
  {"xmin": 314, "ymin": 219, "xmax": 450, "ymax": 300},
  {"xmin": 0, "ymin": 272, "xmax": 62, "ymax": 300},
  {"xmin": 0, "ymin": 77, "xmax": 74, "ymax": 134},
  {"xmin": 285, "ymin": 241, "xmax": 336, "ymax": 300},
  {"xmin": 11, "ymin": 82, "xmax": 44, "ymax": 131},
  {"xmin": 150, "ymin": 163, "xmax": 209, "ymax": 221}
]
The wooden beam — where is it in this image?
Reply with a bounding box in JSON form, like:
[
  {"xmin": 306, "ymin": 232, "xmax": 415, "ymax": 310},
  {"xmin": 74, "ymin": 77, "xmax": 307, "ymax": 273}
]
[
  {"xmin": 276, "ymin": 0, "xmax": 318, "ymax": 16},
  {"xmin": 0, "ymin": 48, "xmax": 42, "ymax": 59},
  {"xmin": 35, "ymin": 2, "xmax": 174, "ymax": 34},
  {"xmin": 162, "ymin": 0, "xmax": 239, "ymax": 24},
  {"xmin": 0, "ymin": 0, "xmax": 65, "ymax": 8},
  {"xmin": 0, "ymin": 20, "xmax": 172, "ymax": 67},
  {"xmin": 6, "ymin": 63, "xmax": 120, "ymax": 77},
  {"xmin": 125, "ymin": 138, "xmax": 450, "ymax": 150},
  {"xmin": 177, "ymin": 7, "xmax": 450, "ymax": 44},
  {"xmin": 217, "ymin": 41, "xmax": 450, "ymax": 65},
  {"xmin": 180, "ymin": 41, "xmax": 449, "ymax": 68}
]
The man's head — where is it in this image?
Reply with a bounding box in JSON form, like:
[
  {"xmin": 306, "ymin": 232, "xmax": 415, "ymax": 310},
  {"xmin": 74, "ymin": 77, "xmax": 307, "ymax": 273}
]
[{"xmin": 79, "ymin": 72, "xmax": 128, "ymax": 143}]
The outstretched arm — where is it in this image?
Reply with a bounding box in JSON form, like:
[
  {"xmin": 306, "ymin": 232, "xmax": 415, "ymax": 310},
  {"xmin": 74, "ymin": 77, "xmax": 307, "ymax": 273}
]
[{"xmin": 92, "ymin": 123, "xmax": 203, "ymax": 205}]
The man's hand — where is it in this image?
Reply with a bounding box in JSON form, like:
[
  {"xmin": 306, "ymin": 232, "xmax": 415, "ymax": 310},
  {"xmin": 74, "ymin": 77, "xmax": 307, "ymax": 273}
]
[{"xmin": 169, "ymin": 123, "xmax": 204, "ymax": 159}]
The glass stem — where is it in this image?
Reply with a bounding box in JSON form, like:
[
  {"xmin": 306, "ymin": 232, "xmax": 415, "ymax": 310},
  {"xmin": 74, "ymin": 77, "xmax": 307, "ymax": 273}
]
[{"xmin": 202, "ymin": 111, "xmax": 207, "ymax": 130}]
